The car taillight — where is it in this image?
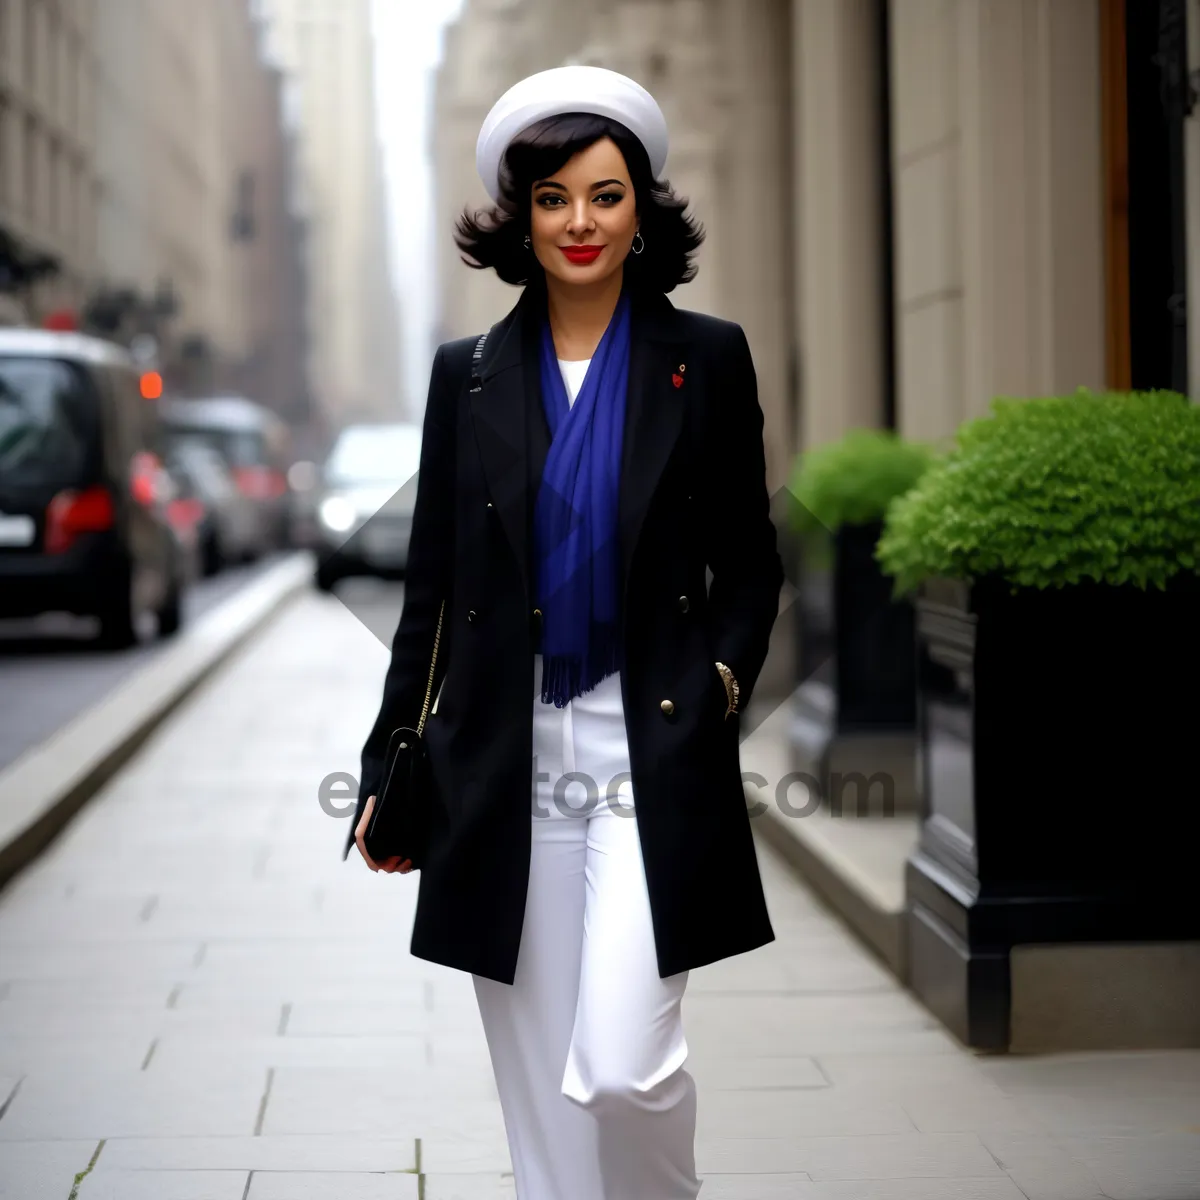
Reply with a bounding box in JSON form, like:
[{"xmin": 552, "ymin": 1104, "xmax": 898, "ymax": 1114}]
[
  {"xmin": 130, "ymin": 451, "xmax": 165, "ymax": 506},
  {"xmin": 45, "ymin": 486, "xmax": 115, "ymax": 554},
  {"xmin": 167, "ymin": 497, "xmax": 205, "ymax": 529},
  {"xmin": 233, "ymin": 465, "xmax": 268, "ymax": 499}
]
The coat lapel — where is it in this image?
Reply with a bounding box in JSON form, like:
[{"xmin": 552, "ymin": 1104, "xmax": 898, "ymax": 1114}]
[
  {"xmin": 467, "ymin": 286, "xmax": 688, "ymax": 610},
  {"xmin": 618, "ymin": 290, "xmax": 688, "ymax": 606},
  {"xmin": 468, "ymin": 294, "xmax": 533, "ymax": 600}
]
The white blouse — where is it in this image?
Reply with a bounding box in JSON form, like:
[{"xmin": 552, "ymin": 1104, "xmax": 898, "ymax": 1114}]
[{"xmin": 557, "ymin": 358, "xmax": 591, "ymax": 407}]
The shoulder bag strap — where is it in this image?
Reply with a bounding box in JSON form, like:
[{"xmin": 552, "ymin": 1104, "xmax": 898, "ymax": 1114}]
[{"xmin": 419, "ymin": 331, "xmax": 489, "ymax": 734}]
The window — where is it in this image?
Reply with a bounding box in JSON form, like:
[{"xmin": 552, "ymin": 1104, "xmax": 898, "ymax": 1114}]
[{"xmin": 0, "ymin": 357, "xmax": 93, "ymax": 484}]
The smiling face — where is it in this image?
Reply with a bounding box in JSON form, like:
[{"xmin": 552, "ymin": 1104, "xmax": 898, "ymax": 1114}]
[{"xmin": 528, "ymin": 136, "xmax": 639, "ymax": 290}]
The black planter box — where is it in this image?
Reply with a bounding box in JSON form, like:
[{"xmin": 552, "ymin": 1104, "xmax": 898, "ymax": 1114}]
[
  {"xmin": 909, "ymin": 573, "xmax": 1200, "ymax": 1049},
  {"xmin": 833, "ymin": 521, "xmax": 918, "ymax": 732},
  {"xmin": 791, "ymin": 520, "xmax": 921, "ymax": 811}
]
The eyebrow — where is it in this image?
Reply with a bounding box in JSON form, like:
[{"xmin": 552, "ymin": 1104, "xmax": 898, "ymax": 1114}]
[{"xmin": 533, "ymin": 178, "xmax": 627, "ymax": 191}]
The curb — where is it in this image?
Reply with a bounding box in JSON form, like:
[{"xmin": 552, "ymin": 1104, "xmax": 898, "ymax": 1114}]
[{"xmin": 0, "ymin": 552, "xmax": 314, "ymax": 890}]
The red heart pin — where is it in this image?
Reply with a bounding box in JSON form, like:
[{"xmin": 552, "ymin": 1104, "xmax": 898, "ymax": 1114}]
[{"xmin": 672, "ymin": 373, "xmax": 684, "ymax": 389}]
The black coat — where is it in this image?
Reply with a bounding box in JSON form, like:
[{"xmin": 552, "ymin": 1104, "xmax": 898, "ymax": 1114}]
[{"xmin": 344, "ymin": 284, "xmax": 785, "ymax": 984}]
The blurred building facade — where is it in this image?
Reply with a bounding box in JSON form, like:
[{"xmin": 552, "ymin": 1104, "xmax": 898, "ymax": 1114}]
[
  {"xmin": 258, "ymin": 0, "xmax": 404, "ymax": 427},
  {"xmin": 432, "ymin": 0, "xmax": 1200, "ymax": 494},
  {"xmin": 0, "ymin": 0, "xmax": 317, "ymax": 445},
  {"xmin": 0, "ymin": 0, "xmax": 99, "ymax": 320}
]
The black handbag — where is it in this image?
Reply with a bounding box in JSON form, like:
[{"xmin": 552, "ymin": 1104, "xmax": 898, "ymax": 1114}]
[{"xmin": 362, "ymin": 597, "xmax": 445, "ymax": 868}]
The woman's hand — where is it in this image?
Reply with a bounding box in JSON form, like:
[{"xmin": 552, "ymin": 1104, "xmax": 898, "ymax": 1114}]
[{"xmin": 354, "ymin": 795, "xmax": 413, "ymax": 874}]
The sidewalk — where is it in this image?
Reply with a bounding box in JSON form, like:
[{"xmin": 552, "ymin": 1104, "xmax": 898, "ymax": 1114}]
[{"xmin": 1, "ymin": 586, "xmax": 1197, "ymax": 1199}]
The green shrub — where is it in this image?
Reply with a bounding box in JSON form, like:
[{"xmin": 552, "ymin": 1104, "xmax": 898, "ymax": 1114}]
[
  {"xmin": 786, "ymin": 428, "xmax": 937, "ymax": 535},
  {"xmin": 876, "ymin": 388, "xmax": 1200, "ymax": 594}
]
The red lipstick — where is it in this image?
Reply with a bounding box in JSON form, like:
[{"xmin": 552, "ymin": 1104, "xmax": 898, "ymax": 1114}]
[{"xmin": 560, "ymin": 244, "xmax": 604, "ymax": 265}]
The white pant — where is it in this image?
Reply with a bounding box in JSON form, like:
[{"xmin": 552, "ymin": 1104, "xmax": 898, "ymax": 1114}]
[{"xmin": 472, "ymin": 656, "xmax": 702, "ymax": 1200}]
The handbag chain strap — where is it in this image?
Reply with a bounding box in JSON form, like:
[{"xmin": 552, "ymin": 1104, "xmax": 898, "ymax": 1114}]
[
  {"xmin": 416, "ymin": 599, "xmax": 444, "ymax": 737},
  {"xmin": 415, "ymin": 331, "xmax": 487, "ymax": 739}
]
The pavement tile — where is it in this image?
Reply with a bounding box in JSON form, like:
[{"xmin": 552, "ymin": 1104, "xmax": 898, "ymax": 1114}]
[
  {"xmin": 0, "ymin": 939, "xmax": 201, "ymax": 982},
  {"xmin": 0, "ymin": 996, "xmax": 282, "ymax": 1038},
  {"xmin": 2, "ymin": 978, "xmax": 176, "ymax": 1007},
  {"xmin": 696, "ymin": 1088, "xmax": 914, "ymax": 1138},
  {"xmin": 192, "ymin": 942, "xmax": 426, "ymax": 984},
  {"xmin": 696, "ymin": 1131, "xmax": 1005, "ymax": 1178},
  {"xmin": 0, "ymin": 1139, "xmax": 98, "ymax": 1200},
  {"xmin": 978, "ymin": 1050, "xmax": 1200, "ymax": 1094},
  {"xmin": 0, "ymin": 1034, "xmax": 151, "ymax": 1076},
  {"xmin": 419, "ymin": 1176, "xmax": 516, "ymax": 1199},
  {"xmin": 247, "ymin": 1171, "xmax": 418, "ymax": 1198},
  {"xmin": 689, "ymin": 1053, "xmax": 828, "ymax": 1091},
  {"xmin": 688, "ymin": 942, "xmax": 893, "ymax": 994},
  {"xmin": 688, "ymin": 1175, "xmax": 815, "ymax": 1198},
  {"xmin": 285, "ymin": 1001, "xmax": 434, "ymax": 1038},
  {"xmin": 173, "ymin": 979, "xmax": 433, "ymax": 1010},
  {"xmin": 418, "ymin": 1136, "xmax": 513, "ymax": 1174},
  {"xmin": 77, "ymin": 1168, "xmax": 250, "ymax": 1199},
  {"xmin": 424, "ymin": 1030, "xmax": 494, "ymax": 1067},
  {"xmin": 897, "ymin": 1087, "xmax": 1045, "ymax": 1134},
  {"xmin": 261, "ymin": 1068, "xmax": 505, "ymax": 1138},
  {"xmin": 1056, "ymin": 1132, "xmax": 1200, "ymax": 1200},
  {"xmin": 148, "ymin": 1034, "xmax": 429, "ymax": 1074},
  {"xmin": 696, "ymin": 1179, "xmax": 1027, "ymax": 1200},
  {"xmin": 1015, "ymin": 1090, "xmax": 1200, "ymax": 1135},
  {"xmin": 682, "ymin": 1014, "xmax": 959, "ymax": 1058},
  {"xmin": 0, "ymin": 1064, "xmax": 265, "ymax": 1140},
  {"xmin": 978, "ymin": 1133, "xmax": 1109, "ymax": 1200},
  {"xmin": 98, "ymin": 1136, "xmax": 417, "ymax": 1172},
  {"xmin": 815, "ymin": 1052, "xmax": 1002, "ymax": 1093},
  {"xmin": 0, "ymin": 894, "xmax": 153, "ymax": 943}
]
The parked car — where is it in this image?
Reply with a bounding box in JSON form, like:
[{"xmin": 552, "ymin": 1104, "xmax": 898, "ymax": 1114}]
[
  {"xmin": 160, "ymin": 461, "xmax": 204, "ymax": 586},
  {"xmin": 313, "ymin": 422, "xmax": 422, "ymax": 591},
  {"xmin": 164, "ymin": 440, "xmax": 264, "ymax": 574},
  {"xmin": 159, "ymin": 395, "xmax": 291, "ymax": 555},
  {"xmin": 0, "ymin": 328, "xmax": 186, "ymax": 646}
]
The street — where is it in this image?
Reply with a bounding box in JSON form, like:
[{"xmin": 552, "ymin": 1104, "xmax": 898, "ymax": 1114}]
[
  {"xmin": 0, "ymin": 576, "xmax": 1197, "ymax": 1198},
  {"xmin": 0, "ymin": 554, "xmax": 299, "ymax": 774}
]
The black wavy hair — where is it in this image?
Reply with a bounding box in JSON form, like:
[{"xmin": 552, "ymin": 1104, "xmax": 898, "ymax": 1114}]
[{"xmin": 454, "ymin": 112, "xmax": 704, "ymax": 294}]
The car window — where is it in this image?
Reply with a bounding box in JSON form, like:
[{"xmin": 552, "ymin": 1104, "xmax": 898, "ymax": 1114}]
[
  {"xmin": 172, "ymin": 445, "xmax": 228, "ymax": 491},
  {"xmin": 0, "ymin": 357, "xmax": 93, "ymax": 484},
  {"xmin": 325, "ymin": 426, "xmax": 422, "ymax": 486},
  {"xmin": 166, "ymin": 425, "xmax": 262, "ymax": 467}
]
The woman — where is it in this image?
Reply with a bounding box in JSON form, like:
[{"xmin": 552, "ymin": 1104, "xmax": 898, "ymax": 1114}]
[{"xmin": 346, "ymin": 65, "xmax": 784, "ymax": 1200}]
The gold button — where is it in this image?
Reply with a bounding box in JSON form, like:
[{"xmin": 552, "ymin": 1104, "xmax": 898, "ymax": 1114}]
[
  {"xmin": 660, "ymin": 699, "xmax": 674, "ymax": 716},
  {"xmin": 533, "ymin": 607, "xmax": 542, "ymax": 620},
  {"xmin": 677, "ymin": 595, "xmax": 689, "ymax": 613}
]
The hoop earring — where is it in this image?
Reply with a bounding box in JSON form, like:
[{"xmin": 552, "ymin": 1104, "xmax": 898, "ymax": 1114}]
[
  {"xmin": 523, "ymin": 235, "xmax": 532, "ymax": 251},
  {"xmin": 631, "ymin": 231, "xmax": 645, "ymax": 255}
]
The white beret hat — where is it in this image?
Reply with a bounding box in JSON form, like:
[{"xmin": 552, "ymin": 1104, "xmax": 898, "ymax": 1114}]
[{"xmin": 475, "ymin": 65, "xmax": 669, "ymax": 204}]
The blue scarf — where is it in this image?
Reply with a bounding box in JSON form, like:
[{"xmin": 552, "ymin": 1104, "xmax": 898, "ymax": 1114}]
[{"xmin": 534, "ymin": 292, "xmax": 632, "ymax": 707}]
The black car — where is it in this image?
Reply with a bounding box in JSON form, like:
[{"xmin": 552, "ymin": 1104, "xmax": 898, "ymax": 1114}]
[{"xmin": 0, "ymin": 328, "xmax": 186, "ymax": 647}]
